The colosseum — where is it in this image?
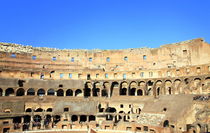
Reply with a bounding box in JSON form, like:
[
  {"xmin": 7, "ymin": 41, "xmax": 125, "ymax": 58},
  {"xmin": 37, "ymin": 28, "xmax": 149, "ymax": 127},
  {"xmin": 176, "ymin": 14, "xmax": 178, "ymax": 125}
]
[{"xmin": 0, "ymin": 38, "xmax": 209, "ymax": 133}]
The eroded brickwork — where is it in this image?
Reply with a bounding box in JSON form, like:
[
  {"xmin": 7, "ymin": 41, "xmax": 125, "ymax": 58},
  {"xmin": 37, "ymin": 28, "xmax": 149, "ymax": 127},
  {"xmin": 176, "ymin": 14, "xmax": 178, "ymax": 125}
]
[{"xmin": 0, "ymin": 38, "xmax": 209, "ymax": 133}]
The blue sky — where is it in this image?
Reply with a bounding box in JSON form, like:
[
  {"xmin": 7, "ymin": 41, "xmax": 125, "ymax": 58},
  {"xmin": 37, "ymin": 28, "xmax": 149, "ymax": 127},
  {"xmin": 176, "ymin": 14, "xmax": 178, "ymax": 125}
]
[{"xmin": 0, "ymin": 0, "xmax": 209, "ymax": 49}]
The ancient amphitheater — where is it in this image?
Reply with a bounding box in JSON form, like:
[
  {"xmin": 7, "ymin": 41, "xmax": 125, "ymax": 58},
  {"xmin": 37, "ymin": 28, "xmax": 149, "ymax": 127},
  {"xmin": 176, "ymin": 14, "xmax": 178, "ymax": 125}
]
[{"xmin": 0, "ymin": 38, "xmax": 209, "ymax": 133}]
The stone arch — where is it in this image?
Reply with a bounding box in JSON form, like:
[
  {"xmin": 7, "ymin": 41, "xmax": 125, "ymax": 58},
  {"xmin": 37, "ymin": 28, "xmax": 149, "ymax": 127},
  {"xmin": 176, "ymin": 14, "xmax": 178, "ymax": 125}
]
[
  {"xmin": 163, "ymin": 120, "xmax": 169, "ymax": 127},
  {"xmin": 154, "ymin": 80, "xmax": 162, "ymax": 96},
  {"xmin": 105, "ymin": 107, "xmax": 117, "ymax": 113},
  {"xmin": 5, "ymin": 88, "xmax": 14, "ymax": 96},
  {"xmin": 25, "ymin": 108, "xmax": 32, "ymax": 112},
  {"xmin": 101, "ymin": 88, "xmax": 108, "ymax": 97},
  {"xmin": 46, "ymin": 108, "xmax": 53, "ymax": 112},
  {"xmin": 139, "ymin": 81, "xmax": 146, "ymax": 94},
  {"xmin": 84, "ymin": 82, "xmax": 92, "ymax": 97},
  {"xmin": 89, "ymin": 115, "xmax": 95, "ymax": 121},
  {"xmin": 80, "ymin": 115, "xmax": 87, "ymax": 122},
  {"xmin": 202, "ymin": 77, "xmax": 210, "ymax": 92},
  {"xmin": 53, "ymin": 115, "xmax": 60, "ymax": 124},
  {"xmin": 27, "ymin": 88, "xmax": 35, "ymax": 95},
  {"xmin": 137, "ymin": 89, "xmax": 143, "ymax": 96},
  {"xmin": 35, "ymin": 108, "xmax": 43, "ymax": 112},
  {"xmin": 0, "ymin": 88, "xmax": 2, "ymax": 96},
  {"xmin": 110, "ymin": 81, "xmax": 119, "ymax": 97},
  {"xmin": 33, "ymin": 115, "xmax": 42, "ymax": 122},
  {"xmin": 16, "ymin": 88, "xmax": 25, "ymax": 96},
  {"xmin": 37, "ymin": 88, "xmax": 45, "ymax": 96},
  {"xmin": 120, "ymin": 81, "xmax": 128, "ymax": 96},
  {"xmin": 174, "ymin": 79, "xmax": 181, "ymax": 94},
  {"xmin": 75, "ymin": 89, "xmax": 82, "ymax": 97},
  {"xmin": 93, "ymin": 82, "xmax": 101, "ymax": 97},
  {"xmin": 165, "ymin": 80, "xmax": 172, "ymax": 95},
  {"xmin": 57, "ymin": 89, "xmax": 64, "ymax": 96},
  {"xmin": 66, "ymin": 89, "xmax": 73, "ymax": 96},
  {"xmin": 71, "ymin": 115, "xmax": 78, "ymax": 122},
  {"xmin": 47, "ymin": 88, "xmax": 55, "ymax": 95},
  {"xmin": 129, "ymin": 81, "xmax": 137, "ymax": 96}
]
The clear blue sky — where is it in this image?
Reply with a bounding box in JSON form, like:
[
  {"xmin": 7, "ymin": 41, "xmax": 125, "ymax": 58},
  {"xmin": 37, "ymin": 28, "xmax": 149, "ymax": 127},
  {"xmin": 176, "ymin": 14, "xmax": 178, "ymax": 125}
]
[{"xmin": 0, "ymin": 0, "xmax": 209, "ymax": 49}]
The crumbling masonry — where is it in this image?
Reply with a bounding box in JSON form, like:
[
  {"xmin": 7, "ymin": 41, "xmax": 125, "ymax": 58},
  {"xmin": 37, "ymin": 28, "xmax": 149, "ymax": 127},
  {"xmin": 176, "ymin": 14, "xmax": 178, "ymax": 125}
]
[{"xmin": 0, "ymin": 38, "xmax": 209, "ymax": 133}]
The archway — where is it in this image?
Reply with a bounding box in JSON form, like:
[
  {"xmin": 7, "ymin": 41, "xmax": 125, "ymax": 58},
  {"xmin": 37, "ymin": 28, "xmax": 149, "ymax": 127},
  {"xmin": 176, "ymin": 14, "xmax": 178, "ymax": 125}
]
[
  {"xmin": 57, "ymin": 89, "xmax": 64, "ymax": 96},
  {"xmin": 75, "ymin": 89, "xmax": 82, "ymax": 96},
  {"xmin": 27, "ymin": 88, "xmax": 35, "ymax": 95},
  {"xmin": 93, "ymin": 88, "xmax": 100, "ymax": 96},
  {"xmin": 0, "ymin": 88, "xmax": 2, "ymax": 96},
  {"xmin": 102, "ymin": 89, "xmax": 108, "ymax": 97},
  {"xmin": 110, "ymin": 82, "xmax": 119, "ymax": 97},
  {"xmin": 120, "ymin": 88, "xmax": 127, "ymax": 95},
  {"xmin": 80, "ymin": 115, "xmax": 87, "ymax": 122},
  {"xmin": 84, "ymin": 88, "xmax": 91, "ymax": 97},
  {"xmin": 66, "ymin": 89, "xmax": 73, "ymax": 96},
  {"xmin": 89, "ymin": 115, "xmax": 95, "ymax": 121},
  {"xmin": 105, "ymin": 107, "xmax": 116, "ymax": 113},
  {"xmin": 137, "ymin": 89, "xmax": 143, "ymax": 96},
  {"xmin": 25, "ymin": 108, "xmax": 32, "ymax": 112},
  {"xmin": 5, "ymin": 88, "xmax": 14, "ymax": 96},
  {"xmin": 37, "ymin": 89, "xmax": 45, "ymax": 96},
  {"xmin": 16, "ymin": 88, "xmax": 25, "ymax": 96},
  {"xmin": 129, "ymin": 88, "xmax": 136, "ymax": 96},
  {"xmin": 71, "ymin": 115, "xmax": 78, "ymax": 122},
  {"xmin": 163, "ymin": 120, "xmax": 169, "ymax": 127},
  {"xmin": 47, "ymin": 89, "xmax": 55, "ymax": 95},
  {"xmin": 46, "ymin": 108, "xmax": 52, "ymax": 112},
  {"xmin": 33, "ymin": 115, "xmax": 41, "ymax": 122},
  {"xmin": 53, "ymin": 115, "xmax": 60, "ymax": 124},
  {"xmin": 35, "ymin": 108, "xmax": 43, "ymax": 112}
]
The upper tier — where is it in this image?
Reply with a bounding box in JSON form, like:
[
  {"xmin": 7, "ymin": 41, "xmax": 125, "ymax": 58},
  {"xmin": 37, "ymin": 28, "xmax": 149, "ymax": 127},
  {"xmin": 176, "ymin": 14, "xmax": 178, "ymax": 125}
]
[{"xmin": 0, "ymin": 38, "xmax": 210, "ymax": 73}]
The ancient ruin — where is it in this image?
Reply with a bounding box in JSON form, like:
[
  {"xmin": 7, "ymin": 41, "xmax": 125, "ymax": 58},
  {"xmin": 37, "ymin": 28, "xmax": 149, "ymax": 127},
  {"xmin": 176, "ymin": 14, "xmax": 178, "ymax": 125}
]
[{"xmin": 0, "ymin": 38, "xmax": 209, "ymax": 133}]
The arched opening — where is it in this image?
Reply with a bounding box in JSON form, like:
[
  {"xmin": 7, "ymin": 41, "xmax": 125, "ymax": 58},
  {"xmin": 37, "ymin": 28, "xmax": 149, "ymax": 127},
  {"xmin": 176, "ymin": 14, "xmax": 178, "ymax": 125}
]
[
  {"xmin": 13, "ymin": 117, "xmax": 21, "ymax": 129},
  {"xmin": 120, "ymin": 88, "xmax": 127, "ymax": 95},
  {"xmin": 129, "ymin": 88, "xmax": 136, "ymax": 96},
  {"xmin": 35, "ymin": 108, "xmax": 43, "ymax": 112},
  {"xmin": 23, "ymin": 115, "xmax": 31, "ymax": 131},
  {"xmin": 106, "ymin": 115, "xmax": 113, "ymax": 121},
  {"xmin": 93, "ymin": 88, "xmax": 100, "ymax": 96},
  {"xmin": 53, "ymin": 115, "xmax": 60, "ymax": 124},
  {"xmin": 33, "ymin": 115, "xmax": 41, "ymax": 122},
  {"xmin": 80, "ymin": 115, "xmax": 87, "ymax": 122},
  {"xmin": 75, "ymin": 89, "xmax": 82, "ymax": 96},
  {"xmin": 71, "ymin": 115, "xmax": 78, "ymax": 122},
  {"xmin": 25, "ymin": 108, "xmax": 32, "ymax": 112},
  {"xmin": 89, "ymin": 115, "xmax": 95, "ymax": 121},
  {"xmin": 27, "ymin": 88, "xmax": 35, "ymax": 95},
  {"xmin": 23, "ymin": 115, "xmax": 31, "ymax": 123},
  {"xmin": 47, "ymin": 89, "xmax": 55, "ymax": 95},
  {"xmin": 163, "ymin": 120, "xmax": 169, "ymax": 127},
  {"xmin": 110, "ymin": 82, "xmax": 119, "ymax": 97},
  {"xmin": 119, "ymin": 111, "xmax": 125, "ymax": 114},
  {"xmin": 57, "ymin": 89, "xmax": 64, "ymax": 96},
  {"xmin": 84, "ymin": 88, "xmax": 91, "ymax": 97},
  {"xmin": 137, "ymin": 89, "xmax": 143, "ymax": 96},
  {"xmin": 5, "ymin": 88, "xmax": 14, "ymax": 96},
  {"xmin": 45, "ymin": 115, "xmax": 52, "ymax": 127},
  {"xmin": 0, "ymin": 88, "xmax": 3, "ymax": 96},
  {"xmin": 16, "ymin": 88, "xmax": 25, "ymax": 96},
  {"xmin": 157, "ymin": 87, "xmax": 160, "ymax": 95},
  {"xmin": 105, "ymin": 107, "xmax": 116, "ymax": 113},
  {"xmin": 66, "ymin": 89, "xmax": 73, "ymax": 96},
  {"xmin": 46, "ymin": 108, "xmax": 53, "ymax": 112},
  {"xmin": 168, "ymin": 87, "xmax": 172, "ymax": 95},
  {"xmin": 102, "ymin": 89, "xmax": 108, "ymax": 97},
  {"xmin": 37, "ymin": 89, "xmax": 45, "ymax": 96}
]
